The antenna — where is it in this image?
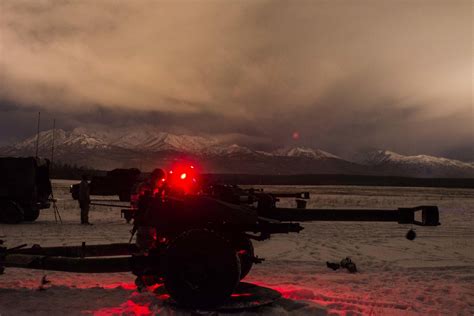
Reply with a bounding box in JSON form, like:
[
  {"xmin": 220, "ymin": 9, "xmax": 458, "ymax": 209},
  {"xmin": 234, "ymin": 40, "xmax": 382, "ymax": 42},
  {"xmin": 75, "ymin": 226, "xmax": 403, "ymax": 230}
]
[
  {"xmin": 49, "ymin": 118, "xmax": 62, "ymax": 224},
  {"xmin": 35, "ymin": 112, "xmax": 41, "ymax": 158},
  {"xmin": 51, "ymin": 119, "xmax": 56, "ymax": 167}
]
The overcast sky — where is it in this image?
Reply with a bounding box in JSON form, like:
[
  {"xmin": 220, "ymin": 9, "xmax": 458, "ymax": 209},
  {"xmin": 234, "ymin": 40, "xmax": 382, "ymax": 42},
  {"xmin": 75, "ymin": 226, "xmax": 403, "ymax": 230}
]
[{"xmin": 0, "ymin": 0, "xmax": 472, "ymax": 160}]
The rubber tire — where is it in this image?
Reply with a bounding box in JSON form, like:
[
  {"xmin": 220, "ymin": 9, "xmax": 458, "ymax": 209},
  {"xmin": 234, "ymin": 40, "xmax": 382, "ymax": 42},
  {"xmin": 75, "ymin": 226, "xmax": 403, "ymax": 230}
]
[
  {"xmin": 0, "ymin": 201, "xmax": 24, "ymax": 224},
  {"xmin": 164, "ymin": 229, "xmax": 241, "ymax": 308},
  {"xmin": 23, "ymin": 206, "xmax": 40, "ymax": 222},
  {"xmin": 236, "ymin": 237, "xmax": 254, "ymax": 280}
]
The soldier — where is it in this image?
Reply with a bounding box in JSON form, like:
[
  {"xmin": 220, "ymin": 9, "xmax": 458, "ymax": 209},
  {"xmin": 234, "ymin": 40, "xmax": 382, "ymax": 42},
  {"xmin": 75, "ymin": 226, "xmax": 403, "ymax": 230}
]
[
  {"xmin": 132, "ymin": 168, "xmax": 166, "ymax": 251},
  {"xmin": 78, "ymin": 174, "xmax": 92, "ymax": 225}
]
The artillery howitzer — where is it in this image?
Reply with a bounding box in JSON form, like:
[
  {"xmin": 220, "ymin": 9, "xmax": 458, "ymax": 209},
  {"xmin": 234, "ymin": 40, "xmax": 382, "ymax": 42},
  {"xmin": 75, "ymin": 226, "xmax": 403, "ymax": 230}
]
[{"xmin": 1, "ymin": 170, "xmax": 440, "ymax": 308}]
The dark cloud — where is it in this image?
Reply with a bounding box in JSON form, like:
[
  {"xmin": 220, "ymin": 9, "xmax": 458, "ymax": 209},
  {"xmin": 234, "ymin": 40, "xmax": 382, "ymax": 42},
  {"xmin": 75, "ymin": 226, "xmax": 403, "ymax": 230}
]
[
  {"xmin": 0, "ymin": 1, "xmax": 472, "ymax": 159},
  {"xmin": 0, "ymin": 100, "xmax": 270, "ymax": 147}
]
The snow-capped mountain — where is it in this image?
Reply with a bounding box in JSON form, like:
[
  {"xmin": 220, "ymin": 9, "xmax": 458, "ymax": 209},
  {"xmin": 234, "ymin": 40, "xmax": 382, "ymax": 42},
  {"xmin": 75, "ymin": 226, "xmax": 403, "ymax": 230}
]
[
  {"xmin": 203, "ymin": 144, "xmax": 258, "ymax": 156},
  {"xmin": 0, "ymin": 129, "xmax": 130, "ymax": 170},
  {"xmin": 357, "ymin": 150, "xmax": 474, "ymax": 178},
  {"xmin": 72, "ymin": 127, "xmax": 219, "ymax": 153},
  {"xmin": 1, "ymin": 128, "xmax": 472, "ymax": 177},
  {"xmin": 0, "ymin": 128, "xmax": 356, "ymax": 173},
  {"xmin": 3, "ymin": 128, "xmax": 343, "ymax": 160},
  {"xmin": 6, "ymin": 129, "xmax": 111, "ymax": 152},
  {"xmin": 273, "ymin": 147, "xmax": 341, "ymax": 159}
]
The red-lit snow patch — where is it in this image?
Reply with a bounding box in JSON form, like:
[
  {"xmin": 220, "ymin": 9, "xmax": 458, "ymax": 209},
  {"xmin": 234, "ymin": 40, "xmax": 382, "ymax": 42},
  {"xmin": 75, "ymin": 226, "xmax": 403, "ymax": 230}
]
[
  {"xmin": 102, "ymin": 282, "xmax": 136, "ymax": 290},
  {"xmin": 90, "ymin": 299, "xmax": 152, "ymax": 316}
]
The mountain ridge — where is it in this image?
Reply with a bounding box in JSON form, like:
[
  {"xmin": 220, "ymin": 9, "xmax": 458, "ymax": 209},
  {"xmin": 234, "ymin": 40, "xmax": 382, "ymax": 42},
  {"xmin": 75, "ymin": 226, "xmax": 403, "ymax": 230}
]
[
  {"xmin": 356, "ymin": 149, "xmax": 474, "ymax": 178},
  {"xmin": 1, "ymin": 128, "xmax": 473, "ymax": 178}
]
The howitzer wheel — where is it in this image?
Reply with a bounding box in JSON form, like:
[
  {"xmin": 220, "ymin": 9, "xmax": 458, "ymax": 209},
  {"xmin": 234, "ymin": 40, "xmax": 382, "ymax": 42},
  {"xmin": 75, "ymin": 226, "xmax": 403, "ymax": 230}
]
[
  {"xmin": 234, "ymin": 236, "xmax": 254, "ymax": 280},
  {"xmin": 164, "ymin": 229, "xmax": 241, "ymax": 308},
  {"xmin": 0, "ymin": 200, "xmax": 24, "ymax": 224}
]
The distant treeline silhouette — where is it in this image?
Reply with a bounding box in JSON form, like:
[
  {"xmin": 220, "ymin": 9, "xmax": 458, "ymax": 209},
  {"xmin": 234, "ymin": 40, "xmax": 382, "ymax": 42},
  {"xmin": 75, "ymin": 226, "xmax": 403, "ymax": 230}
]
[
  {"xmin": 49, "ymin": 162, "xmax": 474, "ymax": 188},
  {"xmin": 201, "ymin": 174, "xmax": 474, "ymax": 189},
  {"xmin": 50, "ymin": 162, "xmax": 104, "ymax": 180}
]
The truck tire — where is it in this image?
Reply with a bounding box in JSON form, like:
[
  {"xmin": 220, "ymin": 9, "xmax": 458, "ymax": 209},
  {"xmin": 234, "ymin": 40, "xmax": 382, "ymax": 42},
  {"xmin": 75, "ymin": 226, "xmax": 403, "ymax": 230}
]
[
  {"xmin": 164, "ymin": 229, "xmax": 241, "ymax": 308},
  {"xmin": 70, "ymin": 184, "xmax": 79, "ymax": 200},
  {"xmin": 0, "ymin": 201, "xmax": 24, "ymax": 224},
  {"xmin": 23, "ymin": 206, "xmax": 40, "ymax": 222}
]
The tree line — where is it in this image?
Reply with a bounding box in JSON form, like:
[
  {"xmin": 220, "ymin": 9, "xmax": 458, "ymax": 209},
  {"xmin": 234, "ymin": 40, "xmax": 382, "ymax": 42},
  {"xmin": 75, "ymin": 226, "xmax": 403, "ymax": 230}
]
[{"xmin": 49, "ymin": 161, "xmax": 105, "ymax": 180}]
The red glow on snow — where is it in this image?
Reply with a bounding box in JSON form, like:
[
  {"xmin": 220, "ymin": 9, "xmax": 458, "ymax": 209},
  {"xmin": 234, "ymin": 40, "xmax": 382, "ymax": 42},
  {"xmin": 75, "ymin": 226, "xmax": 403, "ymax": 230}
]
[
  {"xmin": 102, "ymin": 282, "xmax": 136, "ymax": 290},
  {"xmin": 147, "ymin": 283, "xmax": 163, "ymax": 292},
  {"xmin": 251, "ymin": 280, "xmax": 325, "ymax": 301},
  {"xmin": 157, "ymin": 293, "xmax": 170, "ymax": 300},
  {"xmin": 92, "ymin": 300, "xmax": 151, "ymax": 316},
  {"xmin": 231, "ymin": 293, "xmax": 253, "ymax": 297}
]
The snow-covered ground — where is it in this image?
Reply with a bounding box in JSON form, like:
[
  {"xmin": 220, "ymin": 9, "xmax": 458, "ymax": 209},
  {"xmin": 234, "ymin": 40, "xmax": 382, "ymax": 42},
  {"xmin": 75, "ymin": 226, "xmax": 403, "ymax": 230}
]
[{"xmin": 1, "ymin": 181, "xmax": 473, "ymax": 315}]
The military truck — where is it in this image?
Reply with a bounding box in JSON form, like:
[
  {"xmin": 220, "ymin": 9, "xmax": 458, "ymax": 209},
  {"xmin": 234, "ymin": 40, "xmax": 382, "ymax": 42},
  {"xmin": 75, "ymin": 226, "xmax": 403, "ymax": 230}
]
[
  {"xmin": 70, "ymin": 168, "xmax": 141, "ymax": 202},
  {"xmin": 0, "ymin": 157, "xmax": 52, "ymax": 224}
]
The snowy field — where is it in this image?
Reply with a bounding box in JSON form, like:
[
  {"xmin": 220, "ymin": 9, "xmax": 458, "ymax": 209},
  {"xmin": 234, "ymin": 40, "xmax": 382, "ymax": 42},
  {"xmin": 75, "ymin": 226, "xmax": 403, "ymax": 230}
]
[{"xmin": 0, "ymin": 180, "xmax": 473, "ymax": 315}]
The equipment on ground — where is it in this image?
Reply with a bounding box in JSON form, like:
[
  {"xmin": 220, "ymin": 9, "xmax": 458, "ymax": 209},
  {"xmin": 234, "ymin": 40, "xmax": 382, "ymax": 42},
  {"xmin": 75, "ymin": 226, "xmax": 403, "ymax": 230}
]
[
  {"xmin": 1, "ymin": 164, "xmax": 440, "ymax": 308},
  {"xmin": 0, "ymin": 157, "xmax": 52, "ymax": 223},
  {"xmin": 326, "ymin": 257, "xmax": 357, "ymax": 273}
]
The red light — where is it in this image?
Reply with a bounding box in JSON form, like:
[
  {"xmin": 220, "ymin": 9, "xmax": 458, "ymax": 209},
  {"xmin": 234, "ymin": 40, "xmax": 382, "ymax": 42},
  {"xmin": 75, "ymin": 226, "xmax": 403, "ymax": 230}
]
[{"xmin": 166, "ymin": 162, "xmax": 200, "ymax": 194}]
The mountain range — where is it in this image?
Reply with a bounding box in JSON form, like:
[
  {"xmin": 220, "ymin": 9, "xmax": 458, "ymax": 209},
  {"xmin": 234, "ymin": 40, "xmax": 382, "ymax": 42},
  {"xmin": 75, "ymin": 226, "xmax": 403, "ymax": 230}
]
[{"xmin": 1, "ymin": 127, "xmax": 473, "ymax": 178}]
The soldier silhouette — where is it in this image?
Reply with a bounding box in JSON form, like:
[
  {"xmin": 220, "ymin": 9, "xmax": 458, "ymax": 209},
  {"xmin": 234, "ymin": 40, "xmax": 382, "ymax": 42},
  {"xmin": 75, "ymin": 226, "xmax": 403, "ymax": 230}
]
[{"xmin": 78, "ymin": 174, "xmax": 92, "ymax": 225}]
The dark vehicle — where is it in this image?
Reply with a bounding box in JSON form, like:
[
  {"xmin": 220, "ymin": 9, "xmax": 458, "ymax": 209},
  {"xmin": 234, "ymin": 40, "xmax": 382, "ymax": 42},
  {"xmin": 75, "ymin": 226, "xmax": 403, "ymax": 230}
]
[
  {"xmin": 0, "ymin": 157, "xmax": 52, "ymax": 224},
  {"xmin": 70, "ymin": 168, "xmax": 141, "ymax": 201},
  {"xmin": 1, "ymin": 165, "xmax": 440, "ymax": 308}
]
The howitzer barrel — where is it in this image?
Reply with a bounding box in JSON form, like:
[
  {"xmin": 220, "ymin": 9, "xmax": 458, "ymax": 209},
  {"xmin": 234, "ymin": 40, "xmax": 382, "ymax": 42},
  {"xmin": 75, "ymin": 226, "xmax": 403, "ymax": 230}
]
[
  {"xmin": 90, "ymin": 202, "xmax": 130, "ymax": 208},
  {"xmin": 256, "ymin": 220, "xmax": 304, "ymax": 234},
  {"xmin": 262, "ymin": 205, "xmax": 440, "ymax": 226},
  {"xmin": 262, "ymin": 192, "xmax": 310, "ymax": 199}
]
